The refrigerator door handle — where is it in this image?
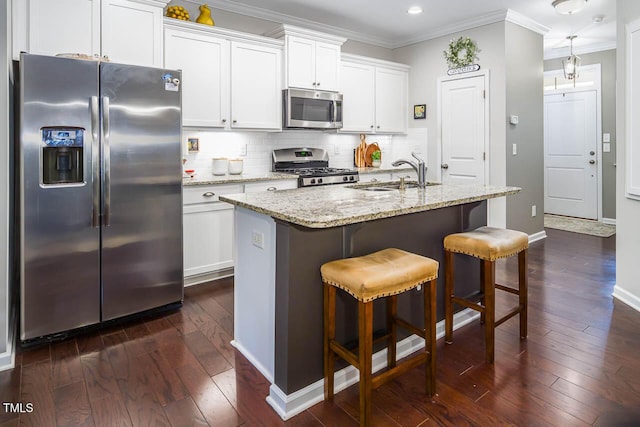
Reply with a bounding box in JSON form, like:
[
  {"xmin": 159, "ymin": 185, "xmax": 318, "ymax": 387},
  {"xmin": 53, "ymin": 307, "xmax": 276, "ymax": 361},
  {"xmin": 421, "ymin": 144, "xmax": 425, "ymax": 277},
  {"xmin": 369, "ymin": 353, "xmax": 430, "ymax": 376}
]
[
  {"xmin": 91, "ymin": 96, "xmax": 100, "ymax": 227},
  {"xmin": 102, "ymin": 96, "xmax": 111, "ymax": 227}
]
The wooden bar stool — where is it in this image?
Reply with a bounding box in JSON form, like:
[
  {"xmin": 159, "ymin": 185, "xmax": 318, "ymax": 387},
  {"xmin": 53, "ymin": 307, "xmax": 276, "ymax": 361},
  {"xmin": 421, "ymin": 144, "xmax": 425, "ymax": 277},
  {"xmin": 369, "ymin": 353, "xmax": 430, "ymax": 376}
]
[
  {"xmin": 443, "ymin": 226, "xmax": 528, "ymax": 364},
  {"xmin": 321, "ymin": 248, "xmax": 438, "ymax": 426}
]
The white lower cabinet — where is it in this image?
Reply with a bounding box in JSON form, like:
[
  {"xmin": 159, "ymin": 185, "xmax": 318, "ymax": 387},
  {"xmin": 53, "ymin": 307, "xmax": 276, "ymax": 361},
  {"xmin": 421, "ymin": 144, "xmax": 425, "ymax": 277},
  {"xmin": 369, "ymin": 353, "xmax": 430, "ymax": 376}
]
[
  {"xmin": 183, "ymin": 179, "xmax": 297, "ymax": 285},
  {"xmin": 183, "ymin": 184, "xmax": 242, "ymax": 285}
]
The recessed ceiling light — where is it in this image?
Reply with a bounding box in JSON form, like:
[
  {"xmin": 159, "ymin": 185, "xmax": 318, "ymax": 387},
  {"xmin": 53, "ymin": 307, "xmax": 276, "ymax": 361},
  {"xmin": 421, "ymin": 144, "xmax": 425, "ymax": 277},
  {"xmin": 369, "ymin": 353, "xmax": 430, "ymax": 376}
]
[
  {"xmin": 407, "ymin": 6, "xmax": 423, "ymax": 15},
  {"xmin": 552, "ymin": 0, "xmax": 588, "ymax": 15},
  {"xmin": 592, "ymin": 14, "xmax": 605, "ymax": 23}
]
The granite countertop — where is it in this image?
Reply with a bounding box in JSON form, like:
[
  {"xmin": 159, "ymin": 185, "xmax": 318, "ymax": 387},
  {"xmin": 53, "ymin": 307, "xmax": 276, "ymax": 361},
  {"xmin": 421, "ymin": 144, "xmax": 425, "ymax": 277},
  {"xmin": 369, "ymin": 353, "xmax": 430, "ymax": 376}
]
[
  {"xmin": 219, "ymin": 182, "xmax": 521, "ymax": 228},
  {"xmin": 183, "ymin": 172, "xmax": 298, "ymax": 186}
]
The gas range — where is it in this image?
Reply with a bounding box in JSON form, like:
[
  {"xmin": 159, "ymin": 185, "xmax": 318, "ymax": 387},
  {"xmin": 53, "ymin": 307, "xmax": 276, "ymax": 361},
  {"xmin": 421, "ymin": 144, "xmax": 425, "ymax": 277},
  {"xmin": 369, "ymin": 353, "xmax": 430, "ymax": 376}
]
[{"xmin": 272, "ymin": 148, "xmax": 359, "ymax": 187}]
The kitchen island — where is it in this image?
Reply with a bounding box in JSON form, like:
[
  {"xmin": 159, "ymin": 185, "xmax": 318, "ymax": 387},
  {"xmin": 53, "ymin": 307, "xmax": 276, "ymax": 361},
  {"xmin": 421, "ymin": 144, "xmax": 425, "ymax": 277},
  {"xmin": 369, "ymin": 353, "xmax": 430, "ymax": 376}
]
[{"xmin": 219, "ymin": 182, "xmax": 520, "ymax": 419}]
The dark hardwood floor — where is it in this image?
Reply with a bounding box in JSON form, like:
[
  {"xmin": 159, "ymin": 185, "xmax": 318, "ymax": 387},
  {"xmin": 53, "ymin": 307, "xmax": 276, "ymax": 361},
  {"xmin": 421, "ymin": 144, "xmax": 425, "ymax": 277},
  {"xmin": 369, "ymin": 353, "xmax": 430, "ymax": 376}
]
[{"xmin": 2, "ymin": 228, "xmax": 639, "ymax": 426}]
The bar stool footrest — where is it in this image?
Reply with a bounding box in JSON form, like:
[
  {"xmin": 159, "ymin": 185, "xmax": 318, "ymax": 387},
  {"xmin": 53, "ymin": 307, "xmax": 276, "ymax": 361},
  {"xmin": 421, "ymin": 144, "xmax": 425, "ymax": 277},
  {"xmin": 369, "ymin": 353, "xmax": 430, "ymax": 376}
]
[
  {"xmin": 494, "ymin": 306, "xmax": 523, "ymax": 327},
  {"xmin": 371, "ymin": 351, "xmax": 428, "ymax": 389}
]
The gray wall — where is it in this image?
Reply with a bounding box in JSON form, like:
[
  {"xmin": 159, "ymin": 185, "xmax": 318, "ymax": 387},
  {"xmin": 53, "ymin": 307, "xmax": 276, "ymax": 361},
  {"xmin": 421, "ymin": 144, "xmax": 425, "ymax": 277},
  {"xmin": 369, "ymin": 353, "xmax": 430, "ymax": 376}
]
[
  {"xmin": 544, "ymin": 49, "xmax": 617, "ymax": 219},
  {"xmin": 0, "ymin": 0, "xmax": 10, "ymax": 364},
  {"xmin": 614, "ymin": 0, "xmax": 640, "ymax": 309},
  {"xmin": 505, "ymin": 22, "xmax": 544, "ymax": 235}
]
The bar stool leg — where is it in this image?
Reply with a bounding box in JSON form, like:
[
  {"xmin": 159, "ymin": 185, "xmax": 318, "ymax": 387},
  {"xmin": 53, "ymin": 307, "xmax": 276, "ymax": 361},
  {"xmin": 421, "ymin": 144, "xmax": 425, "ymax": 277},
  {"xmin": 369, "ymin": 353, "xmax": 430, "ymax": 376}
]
[
  {"xmin": 324, "ymin": 284, "xmax": 336, "ymax": 400},
  {"xmin": 386, "ymin": 295, "xmax": 397, "ymax": 369},
  {"xmin": 519, "ymin": 249, "xmax": 528, "ymax": 340},
  {"xmin": 479, "ymin": 261, "xmax": 486, "ymax": 325},
  {"xmin": 444, "ymin": 250, "xmax": 454, "ymax": 344},
  {"xmin": 358, "ymin": 300, "xmax": 373, "ymax": 426},
  {"xmin": 424, "ymin": 279, "xmax": 437, "ymax": 396},
  {"xmin": 483, "ymin": 260, "xmax": 496, "ymax": 364}
]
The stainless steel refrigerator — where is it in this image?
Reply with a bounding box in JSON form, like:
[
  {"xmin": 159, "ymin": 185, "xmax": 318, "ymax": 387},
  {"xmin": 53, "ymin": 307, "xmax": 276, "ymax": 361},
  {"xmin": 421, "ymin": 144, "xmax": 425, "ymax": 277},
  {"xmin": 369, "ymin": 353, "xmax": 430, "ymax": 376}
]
[{"xmin": 18, "ymin": 53, "xmax": 184, "ymax": 342}]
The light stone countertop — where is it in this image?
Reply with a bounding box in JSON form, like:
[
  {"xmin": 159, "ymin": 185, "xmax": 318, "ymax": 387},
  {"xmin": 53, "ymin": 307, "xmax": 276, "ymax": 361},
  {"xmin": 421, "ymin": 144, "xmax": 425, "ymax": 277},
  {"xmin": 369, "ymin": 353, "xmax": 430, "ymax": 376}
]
[
  {"xmin": 219, "ymin": 182, "xmax": 521, "ymax": 228},
  {"xmin": 183, "ymin": 172, "xmax": 298, "ymax": 186}
]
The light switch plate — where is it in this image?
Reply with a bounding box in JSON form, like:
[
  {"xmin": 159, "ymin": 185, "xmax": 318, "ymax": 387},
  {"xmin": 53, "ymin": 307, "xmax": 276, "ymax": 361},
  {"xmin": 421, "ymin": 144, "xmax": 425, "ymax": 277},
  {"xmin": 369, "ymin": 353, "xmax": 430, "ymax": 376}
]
[
  {"xmin": 603, "ymin": 143, "xmax": 611, "ymax": 153},
  {"xmin": 509, "ymin": 115, "xmax": 519, "ymax": 125},
  {"xmin": 512, "ymin": 144, "xmax": 517, "ymax": 155},
  {"xmin": 603, "ymin": 133, "xmax": 611, "ymax": 143}
]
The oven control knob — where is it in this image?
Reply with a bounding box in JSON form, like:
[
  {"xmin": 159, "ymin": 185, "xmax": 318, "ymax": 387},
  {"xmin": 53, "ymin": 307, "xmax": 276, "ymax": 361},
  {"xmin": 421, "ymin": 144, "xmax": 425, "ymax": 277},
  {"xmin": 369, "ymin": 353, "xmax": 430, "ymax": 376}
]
[
  {"xmin": 349, "ymin": 176, "xmax": 355, "ymax": 181},
  {"xmin": 318, "ymin": 178, "xmax": 323, "ymax": 184},
  {"xmin": 343, "ymin": 176, "xmax": 348, "ymax": 181},
  {"xmin": 310, "ymin": 178, "xmax": 316, "ymax": 184}
]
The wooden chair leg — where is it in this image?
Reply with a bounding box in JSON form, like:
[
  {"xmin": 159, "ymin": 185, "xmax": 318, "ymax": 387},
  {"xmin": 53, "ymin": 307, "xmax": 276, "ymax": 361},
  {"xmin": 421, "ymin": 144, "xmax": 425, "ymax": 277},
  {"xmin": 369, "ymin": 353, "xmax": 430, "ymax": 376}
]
[
  {"xmin": 519, "ymin": 249, "xmax": 528, "ymax": 340},
  {"xmin": 424, "ymin": 279, "xmax": 437, "ymax": 396},
  {"xmin": 479, "ymin": 261, "xmax": 486, "ymax": 324},
  {"xmin": 483, "ymin": 260, "xmax": 496, "ymax": 364},
  {"xmin": 358, "ymin": 300, "xmax": 373, "ymax": 426},
  {"xmin": 324, "ymin": 284, "xmax": 336, "ymax": 400},
  {"xmin": 444, "ymin": 250, "xmax": 454, "ymax": 344},
  {"xmin": 386, "ymin": 295, "xmax": 397, "ymax": 369}
]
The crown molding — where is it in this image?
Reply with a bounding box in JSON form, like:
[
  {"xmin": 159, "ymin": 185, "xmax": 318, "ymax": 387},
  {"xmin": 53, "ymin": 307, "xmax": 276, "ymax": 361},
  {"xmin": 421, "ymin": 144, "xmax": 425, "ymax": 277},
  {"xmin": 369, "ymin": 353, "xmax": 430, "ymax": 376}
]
[
  {"xmin": 544, "ymin": 40, "xmax": 617, "ymax": 60},
  {"xmin": 505, "ymin": 9, "xmax": 550, "ymax": 35},
  {"xmin": 341, "ymin": 53, "xmax": 410, "ymax": 71},
  {"xmin": 263, "ymin": 24, "xmax": 347, "ymax": 45}
]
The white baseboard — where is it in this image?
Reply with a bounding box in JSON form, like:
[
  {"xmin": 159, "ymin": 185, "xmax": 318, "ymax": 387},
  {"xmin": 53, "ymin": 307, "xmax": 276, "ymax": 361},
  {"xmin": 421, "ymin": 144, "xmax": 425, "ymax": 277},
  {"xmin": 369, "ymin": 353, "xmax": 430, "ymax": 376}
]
[
  {"xmin": 612, "ymin": 285, "xmax": 640, "ymax": 313},
  {"xmin": 529, "ymin": 230, "xmax": 547, "ymax": 244},
  {"xmin": 184, "ymin": 268, "xmax": 234, "ymax": 287},
  {"xmin": 601, "ymin": 217, "xmax": 617, "ymax": 226},
  {"xmin": 266, "ymin": 308, "xmax": 480, "ymax": 420},
  {"xmin": 231, "ymin": 339, "xmax": 274, "ymax": 383}
]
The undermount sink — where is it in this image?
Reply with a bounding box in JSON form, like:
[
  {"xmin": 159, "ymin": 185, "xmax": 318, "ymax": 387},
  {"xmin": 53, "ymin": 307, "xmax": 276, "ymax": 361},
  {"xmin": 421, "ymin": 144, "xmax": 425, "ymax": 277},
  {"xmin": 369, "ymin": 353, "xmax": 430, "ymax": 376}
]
[{"xmin": 348, "ymin": 181, "xmax": 439, "ymax": 191}]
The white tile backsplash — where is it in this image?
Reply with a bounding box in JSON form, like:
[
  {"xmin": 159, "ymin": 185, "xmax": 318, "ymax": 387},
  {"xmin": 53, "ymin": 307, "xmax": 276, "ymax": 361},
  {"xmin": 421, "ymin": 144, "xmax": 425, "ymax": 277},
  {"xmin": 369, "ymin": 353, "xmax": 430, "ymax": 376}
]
[{"xmin": 181, "ymin": 128, "xmax": 428, "ymax": 176}]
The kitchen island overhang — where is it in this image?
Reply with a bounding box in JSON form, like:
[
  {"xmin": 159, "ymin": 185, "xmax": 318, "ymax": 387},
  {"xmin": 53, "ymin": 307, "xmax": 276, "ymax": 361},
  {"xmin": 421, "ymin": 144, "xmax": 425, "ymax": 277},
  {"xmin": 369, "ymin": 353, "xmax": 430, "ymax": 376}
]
[{"xmin": 220, "ymin": 183, "xmax": 520, "ymax": 420}]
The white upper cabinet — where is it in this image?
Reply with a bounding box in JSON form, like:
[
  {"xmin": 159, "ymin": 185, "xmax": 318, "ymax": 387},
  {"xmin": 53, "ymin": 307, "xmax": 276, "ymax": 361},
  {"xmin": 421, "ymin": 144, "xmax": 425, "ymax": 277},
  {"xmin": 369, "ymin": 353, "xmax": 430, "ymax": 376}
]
[
  {"xmin": 101, "ymin": 0, "xmax": 164, "ymax": 67},
  {"xmin": 265, "ymin": 25, "xmax": 345, "ymax": 92},
  {"xmin": 164, "ymin": 27, "xmax": 230, "ymax": 128},
  {"xmin": 231, "ymin": 41, "xmax": 282, "ymax": 130},
  {"xmin": 164, "ymin": 21, "xmax": 283, "ymax": 130},
  {"xmin": 340, "ymin": 54, "xmax": 410, "ymax": 134},
  {"xmin": 13, "ymin": 0, "xmax": 167, "ymax": 67}
]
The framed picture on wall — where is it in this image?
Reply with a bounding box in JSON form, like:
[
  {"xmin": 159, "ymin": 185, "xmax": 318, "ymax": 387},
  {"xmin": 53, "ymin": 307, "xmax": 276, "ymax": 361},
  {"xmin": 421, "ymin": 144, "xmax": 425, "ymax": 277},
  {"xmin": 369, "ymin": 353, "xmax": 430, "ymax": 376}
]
[
  {"xmin": 187, "ymin": 137, "xmax": 199, "ymax": 152},
  {"xmin": 414, "ymin": 104, "xmax": 426, "ymax": 119}
]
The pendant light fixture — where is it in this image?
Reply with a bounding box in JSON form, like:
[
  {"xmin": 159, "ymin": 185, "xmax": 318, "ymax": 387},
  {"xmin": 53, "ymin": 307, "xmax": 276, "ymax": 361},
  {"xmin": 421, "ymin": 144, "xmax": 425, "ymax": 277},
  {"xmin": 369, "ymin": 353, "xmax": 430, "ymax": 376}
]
[{"xmin": 563, "ymin": 35, "xmax": 581, "ymax": 80}]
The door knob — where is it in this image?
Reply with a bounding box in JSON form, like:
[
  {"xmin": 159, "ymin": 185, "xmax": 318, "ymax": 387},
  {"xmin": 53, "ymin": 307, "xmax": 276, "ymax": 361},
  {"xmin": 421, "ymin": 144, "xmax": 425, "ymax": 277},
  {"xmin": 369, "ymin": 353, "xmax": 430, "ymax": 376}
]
[
  {"xmin": 441, "ymin": 164, "xmax": 449, "ymax": 169},
  {"xmin": 589, "ymin": 160, "xmax": 596, "ymax": 164},
  {"xmin": 590, "ymin": 151, "xmax": 595, "ymax": 155}
]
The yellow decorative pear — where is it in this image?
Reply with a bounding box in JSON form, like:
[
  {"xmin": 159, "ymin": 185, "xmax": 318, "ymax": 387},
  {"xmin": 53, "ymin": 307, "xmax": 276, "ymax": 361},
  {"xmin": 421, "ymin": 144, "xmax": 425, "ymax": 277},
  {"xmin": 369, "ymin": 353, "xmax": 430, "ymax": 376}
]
[{"xmin": 196, "ymin": 4, "xmax": 214, "ymax": 26}]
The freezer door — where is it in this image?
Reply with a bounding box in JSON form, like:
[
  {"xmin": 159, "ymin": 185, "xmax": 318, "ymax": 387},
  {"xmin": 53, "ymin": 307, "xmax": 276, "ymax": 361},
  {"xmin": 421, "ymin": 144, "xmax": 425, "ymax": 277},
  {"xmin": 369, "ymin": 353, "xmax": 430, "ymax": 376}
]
[
  {"xmin": 19, "ymin": 54, "xmax": 101, "ymax": 341},
  {"xmin": 100, "ymin": 62, "xmax": 183, "ymax": 321}
]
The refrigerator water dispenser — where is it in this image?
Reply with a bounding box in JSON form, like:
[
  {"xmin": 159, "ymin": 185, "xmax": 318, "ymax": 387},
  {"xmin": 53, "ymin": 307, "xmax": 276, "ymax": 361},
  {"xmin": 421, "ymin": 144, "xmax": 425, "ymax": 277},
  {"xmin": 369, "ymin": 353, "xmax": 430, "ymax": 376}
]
[{"xmin": 41, "ymin": 127, "xmax": 84, "ymax": 185}]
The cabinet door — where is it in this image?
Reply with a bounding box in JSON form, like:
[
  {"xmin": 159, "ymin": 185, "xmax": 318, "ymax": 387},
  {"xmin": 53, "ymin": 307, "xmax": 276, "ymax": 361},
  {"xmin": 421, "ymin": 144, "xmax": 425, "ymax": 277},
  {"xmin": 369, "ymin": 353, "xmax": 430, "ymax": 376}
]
[
  {"xmin": 287, "ymin": 36, "xmax": 315, "ymax": 89},
  {"xmin": 314, "ymin": 42, "xmax": 340, "ymax": 92},
  {"xmin": 375, "ymin": 67, "xmax": 408, "ymax": 134},
  {"xmin": 165, "ymin": 29, "xmax": 230, "ymax": 128},
  {"xmin": 24, "ymin": 0, "xmax": 100, "ymax": 57},
  {"xmin": 102, "ymin": 0, "xmax": 163, "ymax": 67},
  {"xmin": 231, "ymin": 41, "xmax": 281, "ymax": 130},
  {"xmin": 340, "ymin": 62, "xmax": 375, "ymax": 133},
  {"xmin": 183, "ymin": 203, "xmax": 235, "ymax": 278}
]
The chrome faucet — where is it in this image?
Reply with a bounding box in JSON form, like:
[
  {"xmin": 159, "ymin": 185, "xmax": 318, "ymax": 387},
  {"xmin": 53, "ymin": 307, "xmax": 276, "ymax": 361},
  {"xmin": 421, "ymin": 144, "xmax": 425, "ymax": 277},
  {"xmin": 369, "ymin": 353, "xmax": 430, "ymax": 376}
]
[{"xmin": 392, "ymin": 152, "xmax": 427, "ymax": 187}]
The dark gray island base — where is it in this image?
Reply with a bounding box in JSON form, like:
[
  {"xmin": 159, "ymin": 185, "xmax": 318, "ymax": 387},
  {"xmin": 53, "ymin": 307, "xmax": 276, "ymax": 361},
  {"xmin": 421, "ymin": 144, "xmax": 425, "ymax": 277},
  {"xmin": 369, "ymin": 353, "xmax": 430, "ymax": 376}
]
[{"xmin": 220, "ymin": 183, "xmax": 519, "ymax": 419}]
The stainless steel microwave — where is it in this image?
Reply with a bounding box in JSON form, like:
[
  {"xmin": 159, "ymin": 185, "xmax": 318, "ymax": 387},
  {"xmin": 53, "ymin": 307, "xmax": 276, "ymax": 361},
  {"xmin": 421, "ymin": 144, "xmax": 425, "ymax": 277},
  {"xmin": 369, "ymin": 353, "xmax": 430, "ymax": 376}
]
[{"xmin": 283, "ymin": 88, "xmax": 343, "ymax": 129}]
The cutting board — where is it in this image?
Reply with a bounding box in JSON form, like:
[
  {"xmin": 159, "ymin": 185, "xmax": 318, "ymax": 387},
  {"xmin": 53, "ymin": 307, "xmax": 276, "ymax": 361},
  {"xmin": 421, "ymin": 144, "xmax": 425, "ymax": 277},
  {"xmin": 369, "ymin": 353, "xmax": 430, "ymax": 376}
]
[
  {"xmin": 355, "ymin": 134, "xmax": 367, "ymax": 167},
  {"xmin": 364, "ymin": 143, "xmax": 380, "ymax": 167}
]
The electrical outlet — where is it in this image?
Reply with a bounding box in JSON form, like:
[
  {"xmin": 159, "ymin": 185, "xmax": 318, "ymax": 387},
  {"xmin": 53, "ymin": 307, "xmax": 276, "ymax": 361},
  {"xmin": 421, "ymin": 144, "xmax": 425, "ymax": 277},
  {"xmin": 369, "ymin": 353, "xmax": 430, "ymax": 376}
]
[
  {"xmin": 603, "ymin": 133, "xmax": 610, "ymax": 143},
  {"xmin": 240, "ymin": 144, "xmax": 247, "ymax": 156},
  {"xmin": 334, "ymin": 144, "xmax": 340, "ymax": 155},
  {"xmin": 252, "ymin": 231, "xmax": 264, "ymax": 249},
  {"xmin": 532, "ymin": 205, "xmax": 537, "ymax": 217},
  {"xmin": 603, "ymin": 143, "xmax": 611, "ymax": 153},
  {"xmin": 512, "ymin": 144, "xmax": 517, "ymax": 155}
]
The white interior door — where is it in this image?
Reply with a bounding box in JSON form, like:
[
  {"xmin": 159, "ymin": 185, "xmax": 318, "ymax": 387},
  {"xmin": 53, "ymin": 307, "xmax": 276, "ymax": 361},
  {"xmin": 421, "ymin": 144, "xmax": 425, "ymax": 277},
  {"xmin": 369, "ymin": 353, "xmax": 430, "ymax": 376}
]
[
  {"xmin": 544, "ymin": 91, "xmax": 597, "ymax": 219},
  {"xmin": 441, "ymin": 75, "xmax": 486, "ymax": 185}
]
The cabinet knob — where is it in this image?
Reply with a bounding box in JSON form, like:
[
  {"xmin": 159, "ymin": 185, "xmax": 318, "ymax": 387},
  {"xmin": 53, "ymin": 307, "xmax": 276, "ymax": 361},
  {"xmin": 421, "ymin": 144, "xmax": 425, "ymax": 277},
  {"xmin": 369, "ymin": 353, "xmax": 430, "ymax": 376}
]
[
  {"xmin": 441, "ymin": 164, "xmax": 449, "ymax": 169},
  {"xmin": 370, "ymin": 125, "xmax": 374, "ymax": 129},
  {"xmin": 222, "ymin": 119, "xmax": 227, "ymax": 123},
  {"xmin": 370, "ymin": 178, "xmax": 378, "ymax": 182},
  {"xmin": 203, "ymin": 191, "xmax": 215, "ymax": 197},
  {"xmin": 589, "ymin": 160, "xmax": 596, "ymax": 164},
  {"xmin": 233, "ymin": 119, "xmax": 237, "ymax": 124},
  {"xmin": 376, "ymin": 125, "xmax": 380, "ymax": 129},
  {"xmin": 267, "ymin": 186, "xmax": 277, "ymax": 191},
  {"xmin": 312, "ymin": 82, "xmax": 317, "ymax": 86},
  {"xmin": 316, "ymin": 82, "xmax": 320, "ymax": 87}
]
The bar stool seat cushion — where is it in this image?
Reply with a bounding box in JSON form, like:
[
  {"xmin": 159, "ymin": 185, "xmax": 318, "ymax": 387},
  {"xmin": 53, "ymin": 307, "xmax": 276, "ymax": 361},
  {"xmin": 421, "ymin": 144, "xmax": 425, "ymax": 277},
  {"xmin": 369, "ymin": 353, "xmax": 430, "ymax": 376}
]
[
  {"xmin": 443, "ymin": 226, "xmax": 528, "ymax": 261},
  {"xmin": 320, "ymin": 248, "xmax": 439, "ymax": 303}
]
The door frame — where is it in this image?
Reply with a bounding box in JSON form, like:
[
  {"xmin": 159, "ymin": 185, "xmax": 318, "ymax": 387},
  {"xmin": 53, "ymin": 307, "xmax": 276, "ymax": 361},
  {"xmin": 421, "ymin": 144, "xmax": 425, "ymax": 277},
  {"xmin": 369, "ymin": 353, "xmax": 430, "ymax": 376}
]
[
  {"xmin": 543, "ymin": 63, "xmax": 603, "ymax": 221},
  {"xmin": 437, "ymin": 70, "xmax": 490, "ymax": 185}
]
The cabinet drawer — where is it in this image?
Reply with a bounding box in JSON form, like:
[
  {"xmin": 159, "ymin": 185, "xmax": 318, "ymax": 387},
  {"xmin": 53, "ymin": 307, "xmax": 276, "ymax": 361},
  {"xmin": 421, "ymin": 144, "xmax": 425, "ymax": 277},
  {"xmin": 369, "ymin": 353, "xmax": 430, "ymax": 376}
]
[
  {"xmin": 183, "ymin": 184, "xmax": 243, "ymax": 205},
  {"xmin": 244, "ymin": 180, "xmax": 298, "ymax": 193}
]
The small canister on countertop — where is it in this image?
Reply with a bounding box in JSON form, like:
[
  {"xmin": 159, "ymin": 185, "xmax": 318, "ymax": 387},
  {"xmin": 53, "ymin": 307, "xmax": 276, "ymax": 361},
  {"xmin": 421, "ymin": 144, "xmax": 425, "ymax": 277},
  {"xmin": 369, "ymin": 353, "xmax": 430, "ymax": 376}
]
[
  {"xmin": 228, "ymin": 159, "xmax": 243, "ymax": 175},
  {"xmin": 212, "ymin": 157, "xmax": 228, "ymax": 175}
]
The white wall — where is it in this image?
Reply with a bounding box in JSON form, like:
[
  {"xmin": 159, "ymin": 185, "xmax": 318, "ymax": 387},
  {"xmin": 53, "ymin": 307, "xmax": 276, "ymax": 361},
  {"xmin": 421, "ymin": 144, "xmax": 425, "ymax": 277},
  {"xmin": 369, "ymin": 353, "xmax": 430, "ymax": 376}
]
[
  {"xmin": 614, "ymin": 0, "xmax": 640, "ymax": 311},
  {"xmin": 182, "ymin": 130, "xmax": 427, "ymax": 176},
  {"xmin": 0, "ymin": 0, "xmax": 13, "ymax": 368}
]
